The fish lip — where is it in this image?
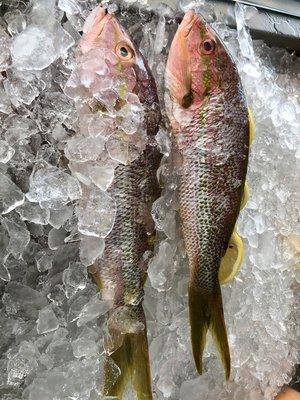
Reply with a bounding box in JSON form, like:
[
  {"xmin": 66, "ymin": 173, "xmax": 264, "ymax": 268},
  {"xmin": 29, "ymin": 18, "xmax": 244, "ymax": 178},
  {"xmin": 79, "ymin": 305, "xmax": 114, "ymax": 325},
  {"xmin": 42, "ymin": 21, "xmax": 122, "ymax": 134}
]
[
  {"xmin": 179, "ymin": 10, "xmax": 200, "ymax": 38},
  {"xmin": 80, "ymin": 7, "xmax": 117, "ymax": 54}
]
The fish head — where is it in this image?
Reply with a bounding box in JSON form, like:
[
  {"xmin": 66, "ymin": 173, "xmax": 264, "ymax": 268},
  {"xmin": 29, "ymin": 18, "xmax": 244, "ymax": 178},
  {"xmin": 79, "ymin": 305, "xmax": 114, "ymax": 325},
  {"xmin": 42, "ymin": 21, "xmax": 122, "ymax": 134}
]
[
  {"xmin": 79, "ymin": 6, "xmax": 159, "ymax": 120},
  {"xmin": 166, "ymin": 10, "xmax": 234, "ymax": 109}
]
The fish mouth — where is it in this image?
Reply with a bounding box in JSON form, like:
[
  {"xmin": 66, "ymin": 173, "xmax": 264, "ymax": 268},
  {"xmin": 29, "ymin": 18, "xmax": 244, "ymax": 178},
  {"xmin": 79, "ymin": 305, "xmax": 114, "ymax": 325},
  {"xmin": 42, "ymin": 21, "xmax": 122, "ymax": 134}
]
[
  {"xmin": 80, "ymin": 6, "xmax": 119, "ymax": 54},
  {"xmin": 179, "ymin": 10, "xmax": 200, "ymax": 38}
]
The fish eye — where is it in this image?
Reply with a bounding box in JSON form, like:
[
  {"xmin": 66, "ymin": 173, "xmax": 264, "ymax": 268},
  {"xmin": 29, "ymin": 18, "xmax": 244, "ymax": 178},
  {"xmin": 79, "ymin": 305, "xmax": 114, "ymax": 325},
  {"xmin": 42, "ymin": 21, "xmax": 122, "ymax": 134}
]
[
  {"xmin": 200, "ymin": 39, "xmax": 215, "ymax": 55},
  {"xmin": 116, "ymin": 43, "xmax": 134, "ymax": 61}
]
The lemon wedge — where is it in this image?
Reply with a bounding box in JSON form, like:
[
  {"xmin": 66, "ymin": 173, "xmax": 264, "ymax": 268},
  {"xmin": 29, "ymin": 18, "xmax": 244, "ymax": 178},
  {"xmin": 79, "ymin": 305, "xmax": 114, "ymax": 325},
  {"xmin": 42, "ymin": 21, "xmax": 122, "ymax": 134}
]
[{"xmin": 219, "ymin": 229, "xmax": 244, "ymax": 285}]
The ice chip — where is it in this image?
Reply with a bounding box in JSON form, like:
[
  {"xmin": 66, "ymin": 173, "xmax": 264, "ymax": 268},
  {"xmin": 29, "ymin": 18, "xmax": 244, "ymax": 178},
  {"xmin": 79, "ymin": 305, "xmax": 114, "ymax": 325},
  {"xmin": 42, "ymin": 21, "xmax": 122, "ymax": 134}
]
[
  {"xmin": 35, "ymin": 251, "xmax": 53, "ymax": 272},
  {"xmin": 48, "ymin": 227, "xmax": 67, "ymax": 250},
  {"xmin": 3, "ymin": 70, "xmax": 40, "ymax": 106},
  {"xmin": 0, "ymin": 140, "xmax": 15, "ymax": 163},
  {"xmin": 80, "ymin": 235, "xmax": 105, "ymax": 266},
  {"xmin": 156, "ymin": 129, "xmax": 171, "ymax": 156},
  {"xmin": 65, "ymin": 136, "xmax": 105, "ymax": 162},
  {"xmin": 16, "ymin": 201, "xmax": 50, "ymax": 225},
  {"xmin": 49, "ymin": 205, "xmax": 73, "ymax": 229},
  {"xmin": 0, "ymin": 85, "xmax": 12, "ymax": 114},
  {"xmin": 117, "ymin": 103, "xmax": 144, "ymax": 135},
  {"xmin": 12, "ymin": 26, "xmax": 57, "ymax": 70},
  {"xmin": 72, "ymin": 328, "xmax": 98, "ymax": 358},
  {"xmin": 58, "ymin": 0, "xmax": 82, "ymax": 15},
  {"xmin": 69, "ymin": 160, "xmax": 115, "ymax": 191},
  {"xmin": 4, "ymin": 10, "xmax": 27, "ymax": 36},
  {"xmin": 0, "ymin": 264, "xmax": 11, "ymax": 282},
  {"xmin": 7, "ymin": 351, "xmax": 38, "ymax": 387},
  {"xmin": 2, "ymin": 215, "xmax": 30, "ymax": 256},
  {"xmin": 77, "ymin": 294, "xmax": 111, "ymax": 326},
  {"xmin": 72, "ymin": 336, "xmax": 98, "ymax": 358},
  {"xmin": 76, "ymin": 186, "xmax": 116, "ymax": 238},
  {"xmin": 4, "ymin": 282, "xmax": 47, "ymax": 319},
  {"xmin": 37, "ymin": 306, "xmax": 59, "ymax": 334},
  {"xmin": 62, "ymin": 261, "xmax": 87, "ymax": 298},
  {"xmin": 27, "ymin": 162, "xmax": 82, "ymax": 209},
  {"xmin": 154, "ymin": 15, "xmax": 166, "ymax": 55},
  {"xmin": 0, "ymin": 27, "xmax": 12, "ymax": 69},
  {"xmin": 3, "ymin": 115, "xmax": 39, "ymax": 145},
  {"xmin": 106, "ymin": 135, "xmax": 141, "ymax": 165},
  {"xmin": 148, "ymin": 240, "xmax": 177, "ymax": 291}
]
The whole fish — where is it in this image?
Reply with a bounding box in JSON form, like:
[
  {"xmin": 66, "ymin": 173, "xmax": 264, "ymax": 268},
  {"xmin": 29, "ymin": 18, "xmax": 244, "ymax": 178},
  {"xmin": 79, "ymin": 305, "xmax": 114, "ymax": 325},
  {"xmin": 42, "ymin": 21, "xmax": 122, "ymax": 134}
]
[
  {"xmin": 79, "ymin": 7, "xmax": 161, "ymax": 399},
  {"xmin": 165, "ymin": 11, "xmax": 250, "ymax": 379}
]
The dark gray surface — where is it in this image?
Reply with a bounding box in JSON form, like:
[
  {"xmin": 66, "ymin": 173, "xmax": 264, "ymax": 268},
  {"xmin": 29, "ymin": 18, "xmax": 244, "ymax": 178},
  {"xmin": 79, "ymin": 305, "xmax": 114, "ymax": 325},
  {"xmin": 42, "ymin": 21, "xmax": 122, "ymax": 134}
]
[{"xmin": 233, "ymin": 0, "xmax": 300, "ymax": 18}]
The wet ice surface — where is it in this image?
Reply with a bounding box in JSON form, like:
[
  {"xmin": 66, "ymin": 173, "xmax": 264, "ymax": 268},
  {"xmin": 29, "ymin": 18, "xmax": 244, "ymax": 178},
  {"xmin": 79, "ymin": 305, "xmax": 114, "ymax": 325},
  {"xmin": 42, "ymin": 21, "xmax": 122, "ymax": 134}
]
[{"xmin": 0, "ymin": 0, "xmax": 299, "ymax": 399}]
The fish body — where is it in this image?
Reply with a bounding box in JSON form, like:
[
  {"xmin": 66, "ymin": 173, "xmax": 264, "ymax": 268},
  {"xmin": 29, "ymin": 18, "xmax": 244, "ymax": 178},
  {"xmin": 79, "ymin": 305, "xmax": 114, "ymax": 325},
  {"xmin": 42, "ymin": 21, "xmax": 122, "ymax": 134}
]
[
  {"xmin": 166, "ymin": 11, "xmax": 249, "ymax": 379},
  {"xmin": 78, "ymin": 7, "xmax": 161, "ymax": 398}
]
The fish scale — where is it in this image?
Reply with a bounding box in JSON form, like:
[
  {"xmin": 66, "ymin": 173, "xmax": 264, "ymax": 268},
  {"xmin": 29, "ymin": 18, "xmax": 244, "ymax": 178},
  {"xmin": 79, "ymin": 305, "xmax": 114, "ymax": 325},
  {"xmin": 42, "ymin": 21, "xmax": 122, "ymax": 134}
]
[
  {"xmin": 166, "ymin": 10, "xmax": 249, "ymax": 380},
  {"xmin": 78, "ymin": 6, "xmax": 161, "ymax": 399}
]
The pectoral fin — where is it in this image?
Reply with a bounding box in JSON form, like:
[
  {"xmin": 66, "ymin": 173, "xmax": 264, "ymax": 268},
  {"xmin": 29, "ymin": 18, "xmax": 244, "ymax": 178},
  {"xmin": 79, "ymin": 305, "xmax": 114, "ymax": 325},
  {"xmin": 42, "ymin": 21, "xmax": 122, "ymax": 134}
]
[{"xmin": 219, "ymin": 229, "xmax": 244, "ymax": 285}]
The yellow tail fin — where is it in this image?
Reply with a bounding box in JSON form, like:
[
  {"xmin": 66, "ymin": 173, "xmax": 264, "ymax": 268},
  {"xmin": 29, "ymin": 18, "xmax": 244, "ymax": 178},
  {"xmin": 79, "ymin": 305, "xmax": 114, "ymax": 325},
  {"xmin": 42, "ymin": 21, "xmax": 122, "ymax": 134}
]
[
  {"xmin": 189, "ymin": 284, "xmax": 230, "ymax": 380},
  {"xmin": 103, "ymin": 312, "xmax": 152, "ymax": 399}
]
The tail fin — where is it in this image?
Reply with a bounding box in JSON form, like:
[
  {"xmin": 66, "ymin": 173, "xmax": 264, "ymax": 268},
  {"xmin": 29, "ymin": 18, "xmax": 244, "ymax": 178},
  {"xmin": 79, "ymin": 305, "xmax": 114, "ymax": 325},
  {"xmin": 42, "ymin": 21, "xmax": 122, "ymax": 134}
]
[
  {"xmin": 103, "ymin": 308, "xmax": 152, "ymax": 399},
  {"xmin": 189, "ymin": 284, "xmax": 230, "ymax": 380}
]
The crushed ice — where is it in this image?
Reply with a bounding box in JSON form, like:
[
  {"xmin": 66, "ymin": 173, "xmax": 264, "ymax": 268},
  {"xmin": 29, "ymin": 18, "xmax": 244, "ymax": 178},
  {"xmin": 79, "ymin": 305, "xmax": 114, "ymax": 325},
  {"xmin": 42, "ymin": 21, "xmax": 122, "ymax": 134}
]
[{"xmin": 0, "ymin": 1, "xmax": 298, "ymax": 399}]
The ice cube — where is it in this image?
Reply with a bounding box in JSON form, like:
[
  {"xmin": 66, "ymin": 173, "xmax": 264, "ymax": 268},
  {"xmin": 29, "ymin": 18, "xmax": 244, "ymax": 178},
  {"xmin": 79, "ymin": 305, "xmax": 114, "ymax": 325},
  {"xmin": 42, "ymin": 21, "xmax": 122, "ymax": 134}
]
[
  {"xmin": 62, "ymin": 261, "xmax": 87, "ymax": 298},
  {"xmin": 0, "ymin": 140, "xmax": 15, "ymax": 163},
  {"xmin": 156, "ymin": 129, "xmax": 171, "ymax": 156},
  {"xmin": 4, "ymin": 282, "xmax": 48, "ymax": 319},
  {"xmin": 35, "ymin": 251, "xmax": 53, "ymax": 272},
  {"xmin": 37, "ymin": 306, "xmax": 59, "ymax": 334},
  {"xmin": 48, "ymin": 227, "xmax": 67, "ymax": 250},
  {"xmin": 117, "ymin": 102, "xmax": 144, "ymax": 135},
  {"xmin": 27, "ymin": 162, "xmax": 82, "ymax": 209},
  {"xmin": 4, "ymin": 10, "xmax": 27, "ymax": 36},
  {"xmin": 69, "ymin": 160, "xmax": 115, "ymax": 191},
  {"xmin": 65, "ymin": 136, "xmax": 105, "ymax": 162},
  {"xmin": 3, "ymin": 69, "xmax": 40, "ymax": 106},
  {"xmin": 80, "ymin": 235, "xmax": 105, "ymax": 266},
  {"xmin": 7, "ymin": 350, "xmax": 38, "ymax": 387},
  {"xmin": 16, "ymin": 201, "xmax": 50, "ymax": 225},
  {"xmin": 49, "ymin": 205, "xmax": 74, "ymax": 229},
  {"xmin": 3, "ymin": 114, "xmax": 39, "ymax": 145},
  {"xmin": 12, "ymin": 26, "xmax": 57, "ymax": 70},
  {"xmin": 0, "ymin": 27, "xmax": 11, "ymax": 69},
  {"xmin": 2, "ymin": 214, "xmax": 30, "ymax": 257},
  {"xmin": 76, "ymin": 186, "xmax": 116, "ymax": 238},
  {"xmin": 58, "ymin": 0, "xmax": 82, "ymax": 15},
  {"xmin": 106, "ymin": 134, "xmax": 142, "ymax": 165},
  {"xmin": 0, "ymin": 85, "xmax": 12, "ymax": 114},
  {"xmin": 72, "ymin": 327, "xmax": 98, "ymax": 358},
  {"xmin": 77, "ymin": 294, "xmax": 111, "ymax": 327},
  {"xmin": 0, "ymin": 264, "xmax": 11, "ymax": 282},
  {"xmin": 148, "ymin": 240, "xmax": 177, "ymax": 291}
]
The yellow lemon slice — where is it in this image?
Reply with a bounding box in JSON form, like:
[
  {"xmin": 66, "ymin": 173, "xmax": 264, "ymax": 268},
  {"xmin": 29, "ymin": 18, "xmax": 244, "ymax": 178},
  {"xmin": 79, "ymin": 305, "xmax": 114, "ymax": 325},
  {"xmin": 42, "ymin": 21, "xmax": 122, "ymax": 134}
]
[{"xmin": 219, "ymin": 229, "xmax": 244, "ymax": 285}]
